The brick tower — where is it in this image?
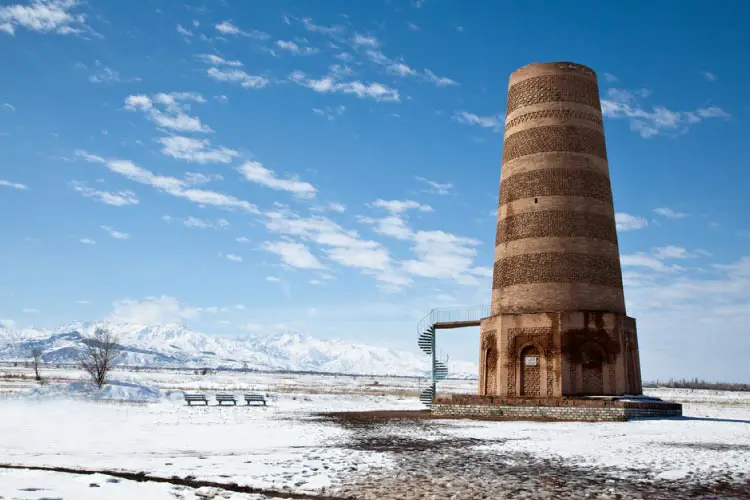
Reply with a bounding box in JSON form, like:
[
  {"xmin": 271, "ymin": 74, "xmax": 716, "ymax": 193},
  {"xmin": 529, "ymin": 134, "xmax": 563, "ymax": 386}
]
[{"xmin": 479, "ymin": 61, "xmax": 643, "ymax": 398}]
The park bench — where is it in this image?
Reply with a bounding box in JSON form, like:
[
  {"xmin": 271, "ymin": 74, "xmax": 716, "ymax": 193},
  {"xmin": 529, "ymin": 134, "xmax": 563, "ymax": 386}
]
[
  {"xmin": 244, "ymin": 393, "xmax": 267, "ymax": 406},
  {"xmin": 216, "ymin": 393, "xmax": 237, "ymax": 406},
  {"xmin": 184, "ymin": 393, "xmax": 208, "ymax": 406}
]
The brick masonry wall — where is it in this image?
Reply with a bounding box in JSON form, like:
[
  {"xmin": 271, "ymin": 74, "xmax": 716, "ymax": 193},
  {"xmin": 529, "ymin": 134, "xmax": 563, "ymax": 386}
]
[
  {"xmin": 432, "ymin": 399, "xmax": 682, "ymax": 421},
  {"xmin": 492, "ymin": 61, "xmax": 626, "ymax": 315}
]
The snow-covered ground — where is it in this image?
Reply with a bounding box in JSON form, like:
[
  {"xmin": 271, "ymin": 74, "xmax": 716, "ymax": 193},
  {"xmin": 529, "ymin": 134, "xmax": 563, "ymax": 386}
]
[{"xmin": 0, "ymin": 367, "xmax": 748, "ymax": 499}]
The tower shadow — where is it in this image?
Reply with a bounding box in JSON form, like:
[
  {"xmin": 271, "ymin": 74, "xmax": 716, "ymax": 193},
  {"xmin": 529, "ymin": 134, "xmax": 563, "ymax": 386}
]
[{"xmin": 675, "ymin": 416, "xmax": 750, "ymax": 424}]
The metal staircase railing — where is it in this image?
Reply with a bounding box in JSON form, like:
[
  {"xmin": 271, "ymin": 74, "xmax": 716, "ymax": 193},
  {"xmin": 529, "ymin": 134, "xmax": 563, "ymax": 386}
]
[{"xmin": 416, "ymin": 305, "xmax": 490, "ymax": 408}]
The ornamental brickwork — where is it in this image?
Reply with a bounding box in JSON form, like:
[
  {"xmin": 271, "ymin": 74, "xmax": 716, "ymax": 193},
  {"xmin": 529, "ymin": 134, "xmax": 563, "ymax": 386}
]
[{"xmin": 478, "ymin": 62, "xmax": 643, "ymax": 399}]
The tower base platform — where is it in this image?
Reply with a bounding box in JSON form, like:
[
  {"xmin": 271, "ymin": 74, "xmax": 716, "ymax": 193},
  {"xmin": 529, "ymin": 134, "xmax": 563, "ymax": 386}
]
[{"xmin": 432, "ymin": 394, "xmax": 682, "ymax": 422}]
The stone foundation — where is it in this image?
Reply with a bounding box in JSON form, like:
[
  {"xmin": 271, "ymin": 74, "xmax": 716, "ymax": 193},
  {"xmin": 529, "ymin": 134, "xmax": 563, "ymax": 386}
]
[
  {"xmin": 479, "ymin": 311, "xmax": 642, "ymax": 397},
  {"xmin": 432, "ymin": 394, "xmax": 682, "ymax": 422}
]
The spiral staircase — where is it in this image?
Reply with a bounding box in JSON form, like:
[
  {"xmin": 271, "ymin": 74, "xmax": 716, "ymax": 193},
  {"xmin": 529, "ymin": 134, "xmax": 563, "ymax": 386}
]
[{"xmin": 416, "ymin": 305, "xmax": 490, "ymax": 408}]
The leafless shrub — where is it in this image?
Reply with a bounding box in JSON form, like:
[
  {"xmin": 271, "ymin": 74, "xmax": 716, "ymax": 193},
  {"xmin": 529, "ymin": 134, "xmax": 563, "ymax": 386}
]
[
  {"xmin": 78, "ymin": 328, "xmax": 119, "ymax": 388},
  {"xmin": 31, "ymin": 347, "xmax": 44, "ymax": 384}
]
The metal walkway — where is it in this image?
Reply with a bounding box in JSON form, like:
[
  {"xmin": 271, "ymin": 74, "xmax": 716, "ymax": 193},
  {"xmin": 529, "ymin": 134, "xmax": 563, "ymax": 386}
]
[{"xmin": 416, "ymin": 305, "xmax": 490, "ymax": 407}]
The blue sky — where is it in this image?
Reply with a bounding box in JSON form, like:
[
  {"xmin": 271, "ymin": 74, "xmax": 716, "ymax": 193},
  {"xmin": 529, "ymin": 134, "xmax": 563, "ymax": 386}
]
[{"xmin": 1, "ymin": 0, "xmax": 748, "ymax": 382}]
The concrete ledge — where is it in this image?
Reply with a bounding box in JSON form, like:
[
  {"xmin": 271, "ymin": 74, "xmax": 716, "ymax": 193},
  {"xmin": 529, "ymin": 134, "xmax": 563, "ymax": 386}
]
[{"xmin": 432, "ymin": 394, "xmax": 682, "ymax": 421}]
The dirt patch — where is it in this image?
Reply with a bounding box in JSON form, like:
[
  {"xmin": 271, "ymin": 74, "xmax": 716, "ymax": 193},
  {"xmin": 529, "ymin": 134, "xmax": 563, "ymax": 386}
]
[{"xmin": 660, "ymin": 442, "xmax": 750, "ymax": 452}]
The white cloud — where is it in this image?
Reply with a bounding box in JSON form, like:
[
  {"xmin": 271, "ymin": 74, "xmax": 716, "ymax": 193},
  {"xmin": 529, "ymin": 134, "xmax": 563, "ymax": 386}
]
[
  {"xmin": 358, "ymin": 215, "xmax": 412, "ymax": 240},
  {"xmin": 602, "ymin": 73, "xmax": 618, "ymax": 83},
  {"xmin": 275, "ymin": 39, "xmax": 318, "ymax": 55},
  {"xmin": 263, "ymin": 209, "xmax": 407, "ymax": 287},
  {"xmin": 407, "ymin": 22, "xmax": 420, "ymax": 31},
  {"xmin": 207, "ymin": 67, "xmax": 269, "ymax": 88},
  {"xmin": 22, "ymin": 308, "xmax": 39, "ymax": 313},
  {"xmin": 301, "ymin": 17, "xmax": 344, "ymax": 35},
  {"xmin": 181, "ymin": 216, "xmax": 229, "ymax": 230},
  {"xmin": 215, "ymin": 20, "xmax": 268, "ymax": 39},
  {"xmin": 621, "ymin": 253, "xmax": 673, "ymax": 272},
  {"xmin": 221, "ymin": 253, "xmax": 243, "ymax": 263},
  {"xmin": 615, "ymin": 212, "xmax": 648, "ymax": 231},
  {"xmin": 415, "ymin": 176, "xmax": 452, "ymax": 195},
  {"xmin": 196, "ymin": 53, "xmax": 242, "ymax": 67},
  {"xmin": 77, "ymin": 150, "xmax": 259, "ymax": 214},
  {"xmin": 654, "ymin": 207, "xmax": 690, "ymax": 219},
  {"xmin": 453, "ymin": 111, "xmax": 502, "ymax": 131},
  {"xmin": 372, "ymin": 199, "xmax": 432, "ymax": 214},
  {"xmin": 701, "ymin": 71, "xmax": 717, "ymax": 82},
  {"xmin": 79, "ymin": 238, "xmax": 95, "ymax": 244},
  {"xmin": 310, "ymin": 201, "xmax": 346, "ymax": 213},
  {"xmin": 108, "ymin": 295, "xmax": 203, "ymax": 324},
  {"xmin": 243, "ymin": 323, "xmax": 262, "ymax": 331},
  {"xmin": 290, "ymin": 71, "xmax": 400, "ymax": 103},
  {"xmin": 0, "ymin": 0, "xmax": 93, "ymax": 37},
  {"xmin": 263, "ymin": 240, "xmax": 326, "ymax": 269},
  {"xmin": 101, "ymin": 225, "xmax": 130, "ymax": 240},
  {"xmin": 215, "ymin": 20, "xmax": 240, "ymax": 35},
  {"xmin": 158, "ymin": 136, "xmax": 239, "ymax": 164},
  {"xmin": 653, "ymin": 245, "xmax": 696, "ymax": 260},
  {"xmin": 266, "ymin": 276, "xmax": 280, "ymax": 282},
  {"xmin": 84, "ymin": 60, "xmax": 140, "ymax": 84},
  {"xmin": 183, "ymin": 216, "xmax": 211, "ymax": 229},
  {"xmin": 423, "ymin": 69, "xmax": 458, "ymax": 87},
  {"xmin": 601, "ymin": 88, "xmax": 730, "ymax": 138},
  {"xmin": 0, "ymin": 179, "xmax": 27, "ymax": 190},
  {"xmin": 72, "ymin": 181, "xmax": 139, "ymax": 206},
  {"xmin": 236, "ymin": 161, "xmax": 317, "ymax": 198},
  {"xmin": 183, "ymin": 171, "xmax": 223, "ymax": 185},
  {"xmin": 1, "ymin": 103, "xmax": 15, "ymax": 112},
  {"xmin": 312, "ymin": 105, "xmax": 346, "ymax": 120},
  {"xmin": 124, "ymin": 93, "xmax": 212, "ymax": 133},
  {"xmin": 402, "ymin": 230, "xmax": 485, "ymax": 285},
  {"xmin": 236, "ymin": 236, "xmax": 250, "ymax": 243},
  {"xmin": 352, "ymin": 33, "xmax": 379, "ymax": 47},
  {"xmin": 76, "ymin": 300, "xmax": 90, "ymax": 304},
  {"xmin": 176, "ymin": 24, "xmax": 193, "ymax": 37}
]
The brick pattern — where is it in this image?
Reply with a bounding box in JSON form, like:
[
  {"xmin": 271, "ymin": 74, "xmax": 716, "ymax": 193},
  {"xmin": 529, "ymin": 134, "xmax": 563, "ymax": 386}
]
[
  {"xmin": 493, "ymin": 252, "xmax": 623, "ymax": 288},
  {"xmin": 505, "ymin": 108, "xmax": 602, "ymax": 131},
  {"xmin": 521, "ymin": 346, "xmax": 541, "ymax": 396},
  {"xmin": 502, "ymin": 125, "xmax": 607, "ymax": 163},
  {"xmin": 498, "ymin": 168, "xmax": 612, "ymax": 205},
  {"xmin": 432, "ymin": 403, "xmax": 683, "ymax": 421},
  {"xmin": 496, "ymin": 211, "xmax": 618, "ymax": 245},
  {"xmin": 506, "ymin": 75, "xmax": 601, "ymax": 114},
  {"xmin": 583, "ymin": 366, "xmax": 603, "ymax": 394}
]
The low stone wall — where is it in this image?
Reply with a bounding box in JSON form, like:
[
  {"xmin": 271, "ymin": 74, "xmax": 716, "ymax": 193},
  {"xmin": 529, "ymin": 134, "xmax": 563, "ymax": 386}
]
[{"xmin": 431, "ymin": 395, "xmax": 682, "ymax": 421}]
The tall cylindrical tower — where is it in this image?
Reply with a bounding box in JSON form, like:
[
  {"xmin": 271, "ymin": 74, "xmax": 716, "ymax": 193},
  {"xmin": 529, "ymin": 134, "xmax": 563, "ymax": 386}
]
[{"xmin": 491, "ymin": 62, "xmax": 625, "ymax": 315}]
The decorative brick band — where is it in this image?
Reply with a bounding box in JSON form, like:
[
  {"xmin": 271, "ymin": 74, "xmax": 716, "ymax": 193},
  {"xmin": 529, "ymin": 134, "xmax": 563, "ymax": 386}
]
[
  {"xmin": 506, "ymin": 75, "xmax": 601, "ymax": 114},
  {"xmin": 505, "ymin": 108, "xmax": 603, "ymax": 131},
  {"xmin": 492, "ymin": 252, "xmax": 623, "ymax": 289},
  {"xmin": 498, "ymin": 168, "xmax": 613, "ymax": 205},
  {"xmin": 496, "ymin": 211, "xmax": 618, "ymax": 245},
  {"xmin": 502, "ymin": 125, "xmax": 607, "ymax": 163}
]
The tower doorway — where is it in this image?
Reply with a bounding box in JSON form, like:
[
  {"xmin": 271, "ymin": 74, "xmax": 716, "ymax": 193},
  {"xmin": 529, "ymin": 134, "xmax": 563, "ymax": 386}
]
[
  {"xmin": 581, "ymin": 343, "xmax": 604, "ymax": 394},
  {"xmin": 520, "ymin": 346, "xmax": 541, "ymax": 396}
]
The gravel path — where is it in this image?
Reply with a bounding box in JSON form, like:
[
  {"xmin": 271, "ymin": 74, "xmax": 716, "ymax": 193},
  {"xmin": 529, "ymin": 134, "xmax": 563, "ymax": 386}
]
[{"xmin": 319, "ymin": 413, "xmax": 750, "ymax": 499}]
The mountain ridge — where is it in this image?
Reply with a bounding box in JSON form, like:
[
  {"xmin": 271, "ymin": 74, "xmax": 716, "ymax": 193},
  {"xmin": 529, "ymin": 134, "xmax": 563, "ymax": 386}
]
[{"xmin": 0, "ymin": 321, "xmax": 478, "ymax": 379}]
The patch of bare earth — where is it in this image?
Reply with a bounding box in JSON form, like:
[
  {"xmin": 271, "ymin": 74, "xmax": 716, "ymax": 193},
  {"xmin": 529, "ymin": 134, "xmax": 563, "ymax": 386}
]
[{"xmin": 317, "ymin": 411, "xmax": 750, "ymax": 500}]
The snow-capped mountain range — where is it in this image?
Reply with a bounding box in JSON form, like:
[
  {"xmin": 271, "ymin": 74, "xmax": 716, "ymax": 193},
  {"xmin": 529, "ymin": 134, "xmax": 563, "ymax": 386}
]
[{"xmin": 0, "ymin": 321, "xmax": 478, "ymax": 378}]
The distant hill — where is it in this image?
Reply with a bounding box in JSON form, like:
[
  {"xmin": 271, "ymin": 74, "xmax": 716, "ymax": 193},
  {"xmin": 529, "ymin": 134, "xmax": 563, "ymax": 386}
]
[{"xmin": 0, "ymin": 321, "xmax": 478, "ymax": 379}]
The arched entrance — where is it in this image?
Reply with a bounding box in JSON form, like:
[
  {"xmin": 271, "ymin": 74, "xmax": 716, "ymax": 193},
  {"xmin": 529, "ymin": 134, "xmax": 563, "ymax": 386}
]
[
  {"xmin": 581, "ymin": 343, "xmax": 604, "ymax": 394},
  {"xmin": 483, "ymin": 348, "xmax": 498, "ymax": 395},
  {"xmin": 520, "ymin": 345, "xmax": 541, "ymax": 396}
]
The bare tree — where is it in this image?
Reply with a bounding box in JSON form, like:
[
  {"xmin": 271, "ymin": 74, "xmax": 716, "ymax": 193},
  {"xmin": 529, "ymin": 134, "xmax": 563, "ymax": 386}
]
[
  {"xmin": 31, "ymin": 347, "xmax": 44, "ymax": 383},
  {"xmin": 78, "ymin": 328, "xmax": 119, "ymax": 388}
]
